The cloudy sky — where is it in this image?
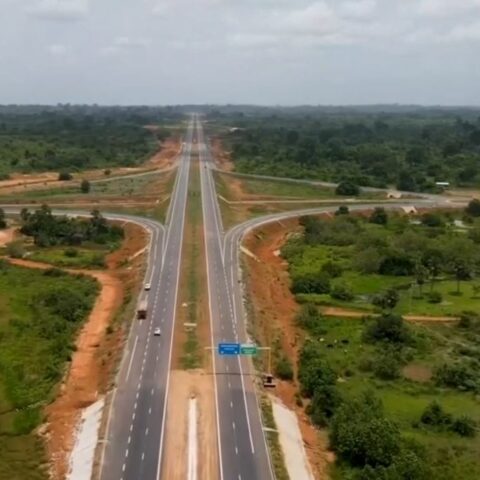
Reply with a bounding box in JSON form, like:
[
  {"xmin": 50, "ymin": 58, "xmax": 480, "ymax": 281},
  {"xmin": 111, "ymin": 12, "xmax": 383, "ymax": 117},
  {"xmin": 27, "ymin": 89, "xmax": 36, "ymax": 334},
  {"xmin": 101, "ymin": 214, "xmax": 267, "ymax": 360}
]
[{"xmin": 1, "ymin": 0, "xmax": 479, "ymax": 105}]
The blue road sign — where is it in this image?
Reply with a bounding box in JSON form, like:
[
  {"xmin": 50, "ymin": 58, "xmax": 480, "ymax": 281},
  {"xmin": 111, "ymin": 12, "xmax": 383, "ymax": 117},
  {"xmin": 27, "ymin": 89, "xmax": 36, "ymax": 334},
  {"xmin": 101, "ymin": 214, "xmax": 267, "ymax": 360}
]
[{"xmin": 218, "ymin": 343, "xmax": 240, "ymax": 355}]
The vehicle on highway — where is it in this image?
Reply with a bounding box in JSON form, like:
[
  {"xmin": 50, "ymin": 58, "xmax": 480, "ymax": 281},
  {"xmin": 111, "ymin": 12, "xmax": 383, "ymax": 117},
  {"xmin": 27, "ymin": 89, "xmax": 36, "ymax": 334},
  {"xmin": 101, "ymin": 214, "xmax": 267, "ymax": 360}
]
[
  {"xmin": 144, "ymin": 283, "xmax": 151, "ymax": 291},
  {"xmin": 137, "ymin": 299, "xmax": 148, "ymax": 320},
  {"xmin": 153, "ymin": 327, "xmax": 161, "ymax": 336}
]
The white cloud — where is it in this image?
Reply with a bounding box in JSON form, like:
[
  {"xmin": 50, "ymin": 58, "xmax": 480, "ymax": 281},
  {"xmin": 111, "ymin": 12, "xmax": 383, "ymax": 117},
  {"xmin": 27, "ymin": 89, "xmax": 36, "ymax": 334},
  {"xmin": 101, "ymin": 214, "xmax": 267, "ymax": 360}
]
[
  {"xmin": 337, "ymin": 0, "xmax": 377, "ymax": 18},
  {"xmin": 100, "ymin": 36, "xmax": 151, "ymax": 56},
  {"xmin": 27, "ymin": 0, "xmax": 89, "ymax": 21},
  {"xmin": 417, "ymin": 0, "xmax": 480, "ymax": 17},
  {"xmin": 47, "ymin": 44, "xmax": 68, "ymax": 56}
]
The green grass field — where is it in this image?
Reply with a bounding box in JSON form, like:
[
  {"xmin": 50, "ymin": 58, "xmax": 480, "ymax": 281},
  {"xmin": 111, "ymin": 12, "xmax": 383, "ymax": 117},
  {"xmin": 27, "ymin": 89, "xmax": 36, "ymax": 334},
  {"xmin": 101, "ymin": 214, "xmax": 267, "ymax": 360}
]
[
  {"xmin": 0, "ymin": 262, "xmax": 98, "ymax": 479},
  {"xmin": 28, "ymin": 246, "xmax": 107, "ymax": 269},
  {"xmin": 316, "ymin": 316, "xmax": 480, "ymax": 479}
]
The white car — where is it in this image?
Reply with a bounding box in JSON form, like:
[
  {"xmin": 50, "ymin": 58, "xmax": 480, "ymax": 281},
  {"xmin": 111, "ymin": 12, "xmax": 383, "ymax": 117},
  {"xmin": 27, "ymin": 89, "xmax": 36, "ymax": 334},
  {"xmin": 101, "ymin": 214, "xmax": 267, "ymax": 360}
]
[
  {"xmin": 144, "ymin": 283, "xmax": 151, "ymax": 291},
  {"xmin": 153, "ymin": 327, "xmax": 161, "ymax": 336}
]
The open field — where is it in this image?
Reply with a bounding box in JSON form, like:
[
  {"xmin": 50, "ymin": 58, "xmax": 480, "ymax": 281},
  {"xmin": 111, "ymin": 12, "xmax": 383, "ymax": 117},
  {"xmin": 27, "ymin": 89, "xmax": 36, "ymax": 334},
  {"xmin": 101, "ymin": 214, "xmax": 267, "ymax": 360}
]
[{"xmin": 0, "ymin": 262, "xmax": 99, "ymax": 480}]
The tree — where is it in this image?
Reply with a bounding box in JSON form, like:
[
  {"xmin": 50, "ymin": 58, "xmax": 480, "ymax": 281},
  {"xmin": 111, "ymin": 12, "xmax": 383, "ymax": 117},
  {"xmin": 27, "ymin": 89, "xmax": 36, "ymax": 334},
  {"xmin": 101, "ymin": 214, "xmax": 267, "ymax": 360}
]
[
  {"xmin": 336, "ymin": 181, "xmax": 360, "ymax": 196},
  {"xmin": 0, "ymin": 208, "xmax": 6, "ymax": 229},
  {"xmin": 364, "ymin": 313, "xmax": 411, "ymax": 345},
  {"xmin": 414, "ymin": 262, "xmax": 428, "ymax": 295},
  {"xmin": 421, "ymin": 213, "xmax": 444, "ymax": 228},
  {"xmin": 58, "ymin": 171, "xmax": 73, "ymax": 181},
  {"xmin": 80, "ymin": 179, "xmax": 90, "ymax": 193},
  {"xmin": 465, "ymin": 198, "xmax": 480, "ymax": 217},
  {"xmin": 372, "ymin": 289, "xmax": 400, "ymax": 310},
  {"xmin": 420, "ymin": 402, "xmax": 452, "ymax": 428},
  {"xmin": 330, "ymin": 391, "xmax": 401, "ymax": 468},
  {"xmin": 369, "ymin": 207, "xmax": 388, "ymax": 225}
]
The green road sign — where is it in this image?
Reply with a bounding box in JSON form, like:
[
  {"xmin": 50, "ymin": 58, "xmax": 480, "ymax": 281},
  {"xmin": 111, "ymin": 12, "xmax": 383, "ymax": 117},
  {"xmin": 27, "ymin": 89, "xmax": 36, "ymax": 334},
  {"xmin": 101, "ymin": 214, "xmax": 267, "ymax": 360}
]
[{"xmin": 240, "ymin": 344, "xmax": 257, "ymax": 355}]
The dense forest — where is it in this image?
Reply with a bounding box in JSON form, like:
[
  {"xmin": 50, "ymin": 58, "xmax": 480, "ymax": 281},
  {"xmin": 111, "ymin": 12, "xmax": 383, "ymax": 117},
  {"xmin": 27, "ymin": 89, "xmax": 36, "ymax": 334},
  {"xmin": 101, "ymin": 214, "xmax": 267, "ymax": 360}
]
[
  {"xmin": 0, "ymin": 105, "xmax": 181, "ymax": 177},
  {"xmin": 211, "ymin": 107, "xmax": 480, "ymax": 192}
]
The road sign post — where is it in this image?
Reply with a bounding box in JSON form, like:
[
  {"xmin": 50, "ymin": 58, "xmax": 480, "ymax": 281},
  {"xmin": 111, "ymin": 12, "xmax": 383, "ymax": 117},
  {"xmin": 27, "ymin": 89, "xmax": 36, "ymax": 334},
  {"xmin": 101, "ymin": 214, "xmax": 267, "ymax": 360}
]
[
  {"xmin": 240, "ymin": 344, "xmax": 257, "ymax": 355},
  {"xmin": 218, "ymin": 343, "xmax": 240, "ymax": 356}
]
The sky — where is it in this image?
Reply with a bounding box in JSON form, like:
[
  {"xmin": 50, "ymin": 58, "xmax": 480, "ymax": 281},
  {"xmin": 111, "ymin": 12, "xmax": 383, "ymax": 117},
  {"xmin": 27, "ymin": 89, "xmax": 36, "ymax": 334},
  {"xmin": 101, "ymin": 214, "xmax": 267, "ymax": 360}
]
[{"xmin": 0, "ymin": 0, "xmax": 479, "ymax": 105}]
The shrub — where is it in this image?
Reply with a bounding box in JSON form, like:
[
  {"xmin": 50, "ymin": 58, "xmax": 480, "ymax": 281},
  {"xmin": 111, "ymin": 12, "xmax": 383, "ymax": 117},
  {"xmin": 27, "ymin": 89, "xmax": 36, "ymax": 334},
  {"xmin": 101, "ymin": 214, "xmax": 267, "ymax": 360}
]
[
  {"xmin": 372, "ymin": 289, "xmax": 400, "ymax": 310},
  {"xmin": 369, "ymin": 207, "xmax": 388, "ymax": 225},
  {"xmin": 420, "ymin": 402, "xmax": 452, "ymax": 428},
  {"xmin": 81, "ymin": 179, "xmax": 91, "ymax": 193},
  {"xmin": 321, "ymin": 261, "xmax": 343, "ymax": 278},
  {"xmin": 364, "ymin": 313, "xmax": 411, "ymax": 345},
  {"xmin": 331, "ymin": 283, "xmax": 354, "ymax": 301},
  {"xmin": 298, "ymin": 341, "xmax": 336, "ymax": 397},
  {"xmin": 434, "ymin": 361, "xmax": 479, "ymax": 392},
  {"xmin": 336, "ymin": 181, "xmax": 360, "ymax": 196},
  {"xmin": 295, "ymin": 303, "xmax": 326, "ymax": 334},
  {"xmin": 275, "ymin": 356, "xmax": 294, "ymax": 381},
  {"xmin": 373, "ymin": 351, "xmax": 402, "ymax": 380},
  {"xmin": 58, "ymin": 171, "xmax": 73, "ymax": 181},
  {"xmin": 335, "ymin": 205, "xmax": 350, "ymax": 216},
  {"xmin": 6, "ymin": 241, "xmax": 25, "ymax": 259},
  {"xmin": 426, "ymin": 291, "xmax": 442, "ymax": 304},
  {"xmin": 104, "ymin": 169, "xmax": 111, "ymax": 175},
  {"xmin": 330, "ymin": 391, "xmax": 401, "ymax": 468},
  {"xmin": 291, "ymin": 273, "xmax": 330, "ymax": 295},
  {"xmin": 450, "ymin": 416, "xmax": 477, "ymax": 437},
  {"xmin": 465, "ymin": 198, "xmax": 480, "ymax": 217},
  {"xmin": 421, "ymin": 213, "xmax": 444, "ymax": 228},
  {"xmin": 308, "ymin": 384, "xmax": 342, "ymax": 427},
  {"xmin": 64, "ymin": 248, "xmax": 78, "ymax": 258}
]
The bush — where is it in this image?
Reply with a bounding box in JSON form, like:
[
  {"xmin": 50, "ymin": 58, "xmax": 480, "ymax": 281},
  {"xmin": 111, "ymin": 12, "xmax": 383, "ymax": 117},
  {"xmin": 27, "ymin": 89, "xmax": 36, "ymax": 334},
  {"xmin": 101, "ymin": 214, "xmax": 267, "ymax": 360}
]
[
  {"xmin": 58, "ymin": 171, "xmax": 73, "ymax": 181},
  {"xmin": 275, "ymin": 356, "xmax": 294, "ymax": 381},
  {"xmin": 450, "ymin": 416, "xmax": 477, "ymax": 437},
  {"xmin": 330, "ymin": 391, "xmax": 401, "ymax": 468},
  {"xmin": 104, "ymin": 169, "xmax": 111, "ymax": 175},
  {"xmin": 465, "ymin": 198, "xmax": 480, "ymax": 217},
  {"xmin": 331, "ymin": 283, "xmax": 354, "ymax": 301},
  {"xmin": 298, "ymin": 341, "xmax": 336, "ymax": 397},
  {"xmin": 374, "ymin": 351, "xmax": 402, "ymax": 380},
  {"xmin": 420, "ymin": 402, "xmax": 452, "ymax": 428},
  {"xmin": 335, "ymin": 205, "xmax": 350, "ymax": 216},
  {"xmin": 421, "ymin": 213, "xmax": 444, "ymax": 228},
  {"xmin": 64, "ymin": 248, "xmax": 78, "ymax": 258},
  {"xmin": 291, "ymin": 273, "xmax": 330, "ymax": 295},
  {"xmin": 434, "ymin": 361, "xmax": 479, "ymax": 392},
  {"xmin": 369, "ymin": 207, "xmax": 388, "ymax": 225},
  {"xmin": 426, "ymin": 291, "xmax": 442, "ymax": 304},
  {"xmin": 81, "ymin": 179, "xmax": 90, "ymax": 193},
  {"xmin": 336, "ymin": 181, "xmax": 360, "ymax": 196},
  {"xmin": 364, "ymin": 313, "xmax": 411, "ymax": 345},
  {"xmin": 295, "ymin": 303, "xmax": 325, "ymax": 333},
  {"xmin": 321, "ymin": 261, "xmax": 343, "ymax": 278},
  {"xmin": 6, "ymin": 241, "xmax": 25, "ymax": 259},
  {"xmin": 372, "ymin": 289, "xmax": 400, "ymax": 310},
  {"xmin": 308, "ymin": 384, "xmax": 342, "ymax": 427}
]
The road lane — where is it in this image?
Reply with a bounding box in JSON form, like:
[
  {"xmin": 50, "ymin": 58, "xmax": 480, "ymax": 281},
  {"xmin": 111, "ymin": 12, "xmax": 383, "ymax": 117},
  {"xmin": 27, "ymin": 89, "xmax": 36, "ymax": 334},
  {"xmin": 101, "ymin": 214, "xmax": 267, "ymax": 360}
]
[{"xmin": 198, "ymin": 118, "xmax": 274, "ymax": 480}]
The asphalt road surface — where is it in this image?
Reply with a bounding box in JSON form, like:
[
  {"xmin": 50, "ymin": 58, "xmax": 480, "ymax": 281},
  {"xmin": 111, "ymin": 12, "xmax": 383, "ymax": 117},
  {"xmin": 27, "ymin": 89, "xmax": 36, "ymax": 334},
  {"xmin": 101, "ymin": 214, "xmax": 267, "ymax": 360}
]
[
  {"xmin": 198, "ymin": 119, "xmax": 274, "ymax": 480},
  {"xmin": 97, "ymin": 118, "xmax": 193, "ymax": 480}
]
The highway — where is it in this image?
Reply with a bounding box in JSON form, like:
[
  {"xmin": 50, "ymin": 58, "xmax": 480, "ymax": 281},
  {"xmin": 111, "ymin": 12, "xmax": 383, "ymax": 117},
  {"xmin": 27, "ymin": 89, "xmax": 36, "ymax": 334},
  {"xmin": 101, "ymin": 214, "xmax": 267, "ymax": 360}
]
[
  {"xmin": 198, "ymin": 119, "xmax": 274, "ymax": 480},
  {"xmin": 97, "ymin": 118, "xmax": 193, "ymax": 480}
]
